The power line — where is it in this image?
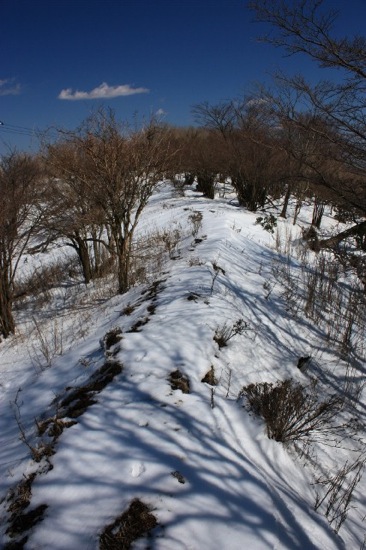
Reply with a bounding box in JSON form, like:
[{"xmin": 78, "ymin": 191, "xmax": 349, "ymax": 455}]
[{"xmin": 0, "ymin": 121, "xmax": 37, "ymax": 137}]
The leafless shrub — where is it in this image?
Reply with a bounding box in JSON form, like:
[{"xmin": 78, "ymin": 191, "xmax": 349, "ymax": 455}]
[
  {"xmin": 214, "ymin": 319, "xmax": 250, "ymax": 348},
  {"xmin": 86, "ymin": 275, "xmax": 116, "ymax": 303},
  {"xmin": 12, "ymin": 389, "xmax": 54, "ymax": 463},
  {"xmin": 189, "ymin": 210, "xmax": 203, "ymax": 237},
  {"xmin": 240, "ymin": 378, "xmax": 344, "ymax": 444},
  {"xmin": 272, "ymin": 228, "xmax": 366, "ymax": 361},
  {"xmin": 162, "ymin": 227, "xmax": 182, "ymax": 259},
  {"xmin": 171, "ymin": 175, "xmax": 186, "ymax": 197},
  {"xmin": 28, "ymin": 316, "xmax": 64, "ymax": 371}
]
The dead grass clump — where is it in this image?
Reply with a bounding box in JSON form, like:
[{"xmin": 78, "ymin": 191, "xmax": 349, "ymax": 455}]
[
  {"xmin": 142, "ymin": 279, "xmax": 166, "ymax": 300},
  {"xmin": 99, "ymin": 499, "xmax": 158, "ymax": 550},
  {"xmin": 169, "ymin": 370, "xmax": 190, "ymax": 394},
  {"xmin": 7, "ymin": 474, "xmax": 36, "ymax": 517},
  {"xmin": 131, "ymin": 225, "xmax": 181, "ymax": 282},
  {"xmin": 60, "ymin": 389, "xmax": 97, "ymax": 419},
  {"xmin": 37, "ymin": 415, "xmax": 77, "ymax": 438},
  {"xmin": 147, "ymin": 303, "xmax": 156, "ymax": 315},
  {"xmin": 201, "ymin": 366, "xmax": 218, "ymax": 386}
]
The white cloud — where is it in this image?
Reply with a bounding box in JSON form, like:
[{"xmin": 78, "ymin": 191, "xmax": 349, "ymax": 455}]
[
  {"xmin": 58, "ymin": 82, "xmax": 149, "ymax": 100},
  {"xmin": 155, "ymin": 108, "xmax": 166, "ymax": 117},
  {"xmin": 0, "ymin": 78, "xmax": 21, "ymax": 96}
]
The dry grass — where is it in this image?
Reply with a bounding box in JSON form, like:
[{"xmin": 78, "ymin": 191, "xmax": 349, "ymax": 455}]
[
  {"xmin": 314, "ymin": 456, "xmax": 365, "ymax": 533},
  {"xmin": 99, "ymin": 499, "xmax": 158, "ymax": 550}
]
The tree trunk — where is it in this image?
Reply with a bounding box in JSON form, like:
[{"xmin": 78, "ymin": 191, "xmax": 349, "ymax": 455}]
[
  {"xmin": 280, "ymin": 186, "xmax": 291, "ymax": 218},
  {"xmin": 319, "ymin": 220, "xmax": 366, "ymax": 249},
  {"xmin": 293, "ymin": 199, "xmax": 302, "ymax": 225},
  {"xmin": 70, "ymin": 234, "xmax": 93, "ymax": 284},
  {"xmin": 0, "ymin": 271, "xmax": 15, "ymax": 338},
  {"xmin": 196, "ymin": 173, "xmax": 215, "ymax": 199},
  {"xmin": 91, "ymin": 228, "xmax": 103, "ymax": 276},
  {"xmin": 233, "ymin": 177, "xmax": 266, "ymax": 212},
  {"xmin": 312, "ymin": 199, "xmax": 325, "ymax": 229},
  {"xmin": 116, "ymin": 232, "xmax": 132, "ymax": 294}
]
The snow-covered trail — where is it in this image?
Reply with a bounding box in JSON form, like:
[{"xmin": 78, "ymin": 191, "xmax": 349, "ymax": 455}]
[{"xmin": 26, "ymin": 206, "xmax": 343, "ymax": 549}]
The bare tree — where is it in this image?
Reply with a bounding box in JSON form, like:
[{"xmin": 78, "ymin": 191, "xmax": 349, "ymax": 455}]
[
  {"xmin": 0, "ymin": 152, "xmax": 42, "ymax": 338},
  {"xmin": 45, "ymin": 142, "xmax": 106, "ymax": 284},
  {"xmin": 193, "ymin": 98, "xmax": 286, "ymax": 211},
  {"xmin": 50, "ymin": 109, "xmax": 173, "ymax": 294},
  {"xmin": 190, "ymin": 128, "xmax": 224, "ymax": 199},
  {"xmin": 249, "ymin": 0, "xmax": 366, "ymax": 242}
]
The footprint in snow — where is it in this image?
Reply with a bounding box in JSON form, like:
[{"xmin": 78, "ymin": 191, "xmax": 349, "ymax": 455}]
[{"xmin": 131, "ymin": 462, "xmax": 146, "ymax": 478}]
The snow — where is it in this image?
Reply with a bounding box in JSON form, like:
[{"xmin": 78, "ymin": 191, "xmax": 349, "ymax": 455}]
[{"xmin": 0, "ymin": 182, "xmax": 364, "ymax": 549}]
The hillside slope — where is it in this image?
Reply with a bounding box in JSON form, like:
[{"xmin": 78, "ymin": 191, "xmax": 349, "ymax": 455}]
[{"xmin": 0, "ymin": 184, "xmax": 364, "ymax": 549}]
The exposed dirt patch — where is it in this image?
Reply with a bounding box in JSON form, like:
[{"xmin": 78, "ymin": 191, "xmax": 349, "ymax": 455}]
[
  {"xmin": 5, "ymin": 473, "xmax": 48, "ymax": 547},
  {"xmin": 60, "ymin": 360, "xmax": 123, "ymax": 418},
  {"xmin": 128, "ymin": 317, "xmax": 150, "ymax": 333},
  {"xmin": 4, "ymin": 537, "xmax": 28, "ymax": 549},
  {"xmin": 147, "ymin": 303, "xmax": 156, "ymax": 315},
  {"xmin": 101, "ymin": 327, "xmax": 123, "ymax": 351},
  {"xmin": 171, "ymin": 470, "xmax": 186, "ymax": 484},
  {"xmin": 127, "ymin": 279, "xmax": 166, "ymax": 332},
  {"xmin": 121, "ymin": 303, "xmax": 136, "ymax": 316},
  {"xmin": 187, "ymin": 292, "xmax": 201, "ymax": 302},
  {"xmin": 99, "ymin": 499, "xmax": 158, "ymax": 550},
  {"xmin": 201, "ymin": 366, "xmax": 218, "ymax": 386},
  {"xmin": 141, "ymin": 279, "xmax": 166, "ymax": 300},
  {"xmin": 6, "ymin": 504, "xmax": 48, "ymax": 540}
]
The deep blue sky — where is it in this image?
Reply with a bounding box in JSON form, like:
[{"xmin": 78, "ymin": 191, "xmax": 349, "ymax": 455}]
[{"xmin": 1, "ymin": 0, "xmax": 365, "ymax": 153}]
